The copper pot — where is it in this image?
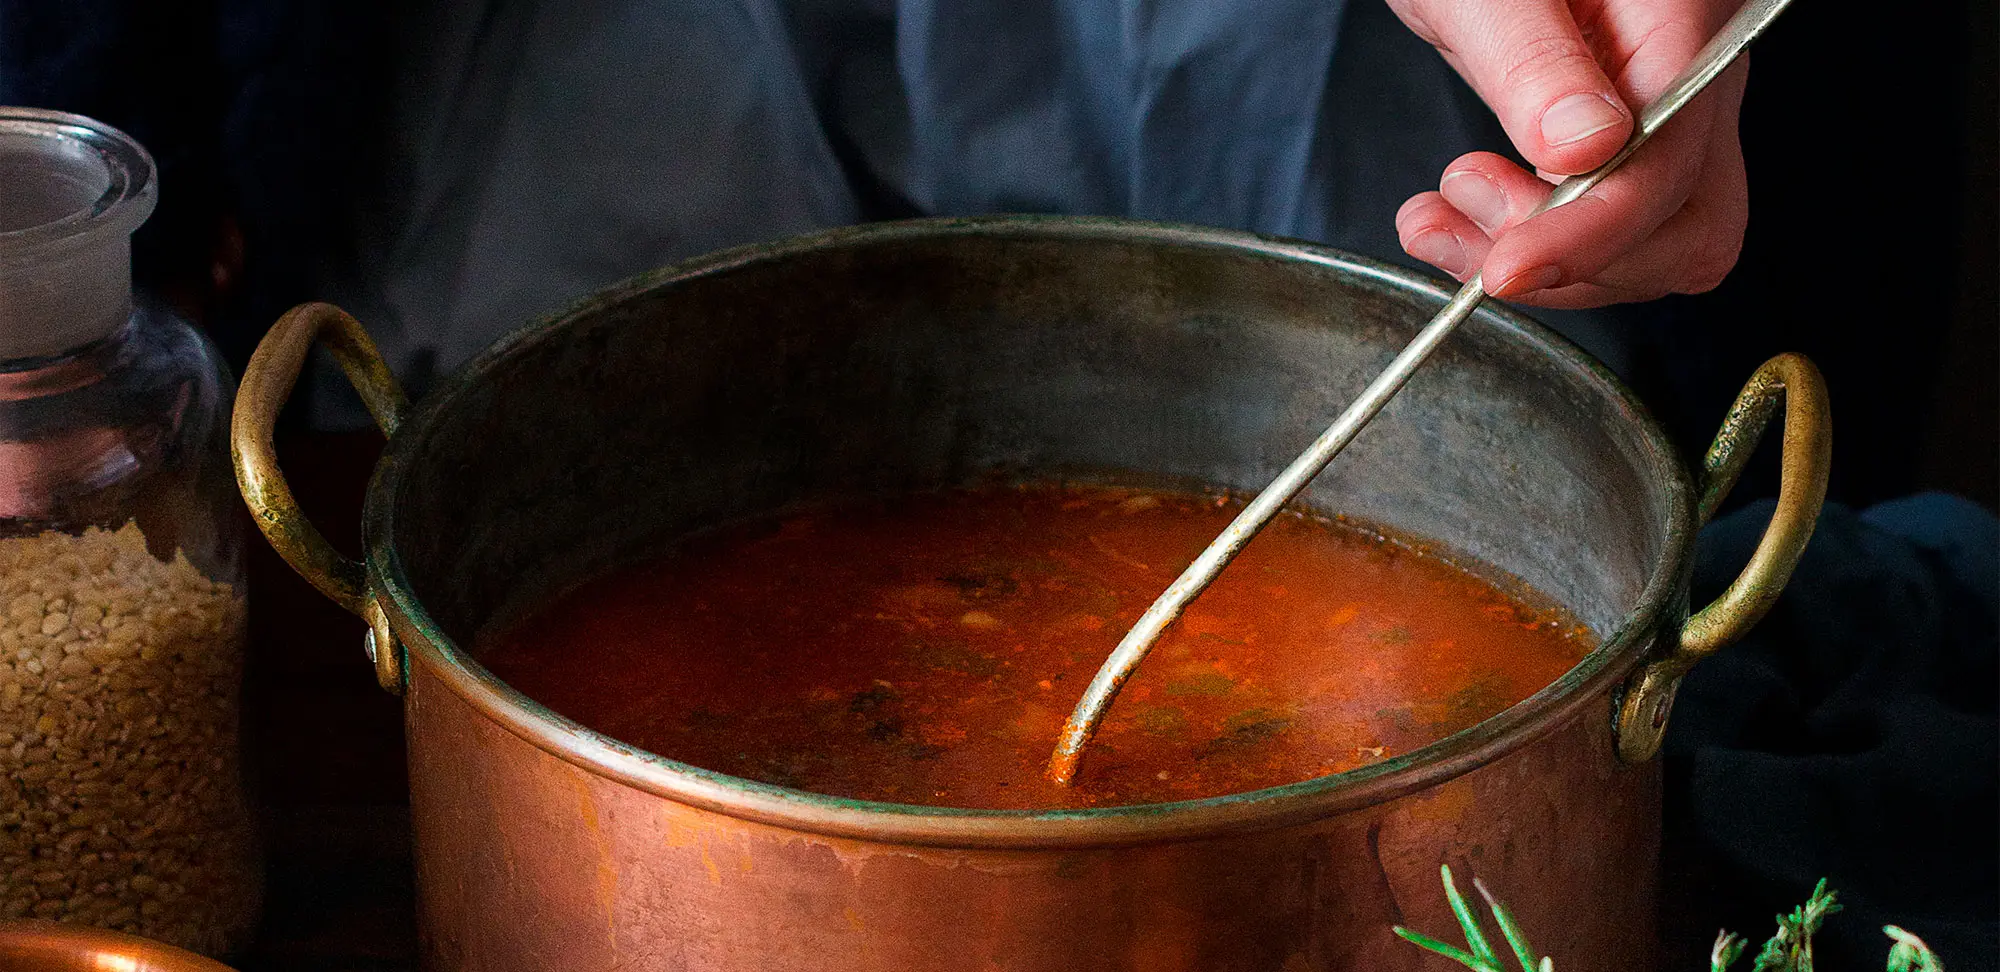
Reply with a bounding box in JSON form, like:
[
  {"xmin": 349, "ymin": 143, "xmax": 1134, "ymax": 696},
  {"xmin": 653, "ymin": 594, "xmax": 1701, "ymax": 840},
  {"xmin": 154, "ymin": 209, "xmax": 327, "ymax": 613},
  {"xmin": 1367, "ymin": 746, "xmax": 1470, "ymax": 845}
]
[
  {"xmin": 0, "ymin": 921, "xmax": 236, "ymax": 972},
  {"xmin": 231, "ymin": 217, "xmax": 1829, "ymax": 971}
]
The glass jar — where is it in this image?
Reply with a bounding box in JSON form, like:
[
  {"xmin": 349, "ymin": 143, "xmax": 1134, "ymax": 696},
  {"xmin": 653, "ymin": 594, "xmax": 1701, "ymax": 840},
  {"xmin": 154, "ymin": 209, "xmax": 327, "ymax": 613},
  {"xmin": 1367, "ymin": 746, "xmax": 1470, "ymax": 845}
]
[{"xmin": 0, "ymin": 108, "xmax": 259, "ymax": 956}]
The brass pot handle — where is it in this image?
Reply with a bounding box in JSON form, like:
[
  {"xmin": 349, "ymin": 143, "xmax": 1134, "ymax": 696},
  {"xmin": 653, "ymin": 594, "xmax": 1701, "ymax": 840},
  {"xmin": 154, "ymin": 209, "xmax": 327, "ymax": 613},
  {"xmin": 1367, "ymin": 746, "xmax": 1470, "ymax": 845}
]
[
  {"xmin": 230, "ymin": 302, "xmax": 410, "ymax": 693},
  {"xmin": 1615, "ymin": 352, "xmax": 1831, "ymax": 762}
]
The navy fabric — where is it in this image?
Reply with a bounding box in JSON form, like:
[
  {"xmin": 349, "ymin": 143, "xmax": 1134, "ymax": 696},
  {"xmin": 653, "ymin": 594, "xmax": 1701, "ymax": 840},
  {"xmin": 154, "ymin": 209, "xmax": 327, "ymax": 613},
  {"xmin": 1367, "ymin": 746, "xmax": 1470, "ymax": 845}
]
[
  {"xmin": 1666, "ymin": 493, "xmax": 2000, "ymax": 970},
  {"xmin": 890, "ymin": 0, "xmax": 1346, "ymax": 227},
  {"xmin": 294, "ymin": 0, "xmax": 1570, "ymax": 425},
  {"xmin": 0, "ymin": 0, "xmax": 1633, "ymax": 425}
]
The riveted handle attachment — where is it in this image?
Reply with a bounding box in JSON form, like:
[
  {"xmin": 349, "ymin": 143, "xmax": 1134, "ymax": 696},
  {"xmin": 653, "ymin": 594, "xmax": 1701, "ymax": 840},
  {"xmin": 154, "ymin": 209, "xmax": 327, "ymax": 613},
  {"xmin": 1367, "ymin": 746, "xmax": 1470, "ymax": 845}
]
[
  {"xmin": 230, "ymin": 302, "xmax": 410, "ymax": 693},
  {"xmin": 1615, "ymin": 353, "xmax": 1831, "ymax": 762}
]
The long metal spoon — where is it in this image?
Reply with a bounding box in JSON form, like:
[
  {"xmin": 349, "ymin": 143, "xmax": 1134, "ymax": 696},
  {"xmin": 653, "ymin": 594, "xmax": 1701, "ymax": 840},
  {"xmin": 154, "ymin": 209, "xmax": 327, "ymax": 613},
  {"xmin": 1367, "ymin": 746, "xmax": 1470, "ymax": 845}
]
[{"xmin": 1046, "ymin": 0, "xmax": 1798, "ymax": 785}]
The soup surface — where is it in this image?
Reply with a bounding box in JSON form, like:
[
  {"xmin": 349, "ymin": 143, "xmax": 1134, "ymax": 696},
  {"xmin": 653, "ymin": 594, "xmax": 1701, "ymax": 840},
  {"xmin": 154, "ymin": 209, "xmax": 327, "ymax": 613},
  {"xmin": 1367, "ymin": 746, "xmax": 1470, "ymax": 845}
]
[{"xmin": 481, "ymin": 484, "xmax": 1593, "ymax": 809}]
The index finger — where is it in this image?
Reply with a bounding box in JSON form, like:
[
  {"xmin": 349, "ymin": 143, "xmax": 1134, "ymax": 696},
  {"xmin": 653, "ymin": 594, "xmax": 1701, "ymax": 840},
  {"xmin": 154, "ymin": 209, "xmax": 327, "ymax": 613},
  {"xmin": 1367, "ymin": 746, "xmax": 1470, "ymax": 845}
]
[{"xmin": 1481, "ymin": 58, "xmax": 1746, "ymax": 297}]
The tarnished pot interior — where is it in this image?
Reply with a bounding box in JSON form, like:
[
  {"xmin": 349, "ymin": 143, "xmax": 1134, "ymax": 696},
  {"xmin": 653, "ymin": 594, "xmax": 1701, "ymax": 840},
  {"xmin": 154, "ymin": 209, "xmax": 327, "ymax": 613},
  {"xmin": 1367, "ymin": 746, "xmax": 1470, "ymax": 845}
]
[
  {"xmin": 368, "ymin": 217, "xmax": 1689, "ymax": 971},
  {"xmin": 386, "ymin": 217, "xmax": 1684, "ymax": 668}
]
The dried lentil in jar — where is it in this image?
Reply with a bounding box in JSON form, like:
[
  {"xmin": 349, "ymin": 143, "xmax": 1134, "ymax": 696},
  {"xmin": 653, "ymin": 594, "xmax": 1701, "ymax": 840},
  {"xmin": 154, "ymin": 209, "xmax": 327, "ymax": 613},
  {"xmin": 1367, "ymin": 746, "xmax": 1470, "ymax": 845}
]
[{"xmin": 0, "ymin": 525, "xmax": 256, "ymax": 951}]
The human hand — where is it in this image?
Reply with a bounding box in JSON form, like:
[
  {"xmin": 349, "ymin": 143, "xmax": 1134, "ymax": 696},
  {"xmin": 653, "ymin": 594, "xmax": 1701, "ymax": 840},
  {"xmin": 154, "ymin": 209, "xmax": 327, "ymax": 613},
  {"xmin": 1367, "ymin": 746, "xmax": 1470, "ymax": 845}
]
[{"xmin": 1388, "ymin": 0, "xmax": 1750, "ymax": 308}]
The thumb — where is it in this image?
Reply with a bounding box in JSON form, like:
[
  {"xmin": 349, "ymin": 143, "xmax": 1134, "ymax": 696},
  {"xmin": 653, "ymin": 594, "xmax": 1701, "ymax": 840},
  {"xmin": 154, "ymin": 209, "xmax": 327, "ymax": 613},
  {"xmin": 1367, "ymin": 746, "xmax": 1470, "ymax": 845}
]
[{"xmin": 1421, "ymin": 0, "xmax": 1632, "ymax": 175}]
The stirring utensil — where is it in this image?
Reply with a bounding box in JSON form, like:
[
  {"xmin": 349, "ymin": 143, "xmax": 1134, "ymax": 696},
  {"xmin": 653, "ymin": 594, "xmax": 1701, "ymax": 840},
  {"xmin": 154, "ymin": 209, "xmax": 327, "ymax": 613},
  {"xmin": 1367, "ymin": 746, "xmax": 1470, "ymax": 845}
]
[{"xmin": 1047, "ymin": 0, "xmax": 1799, "ymax": 785}]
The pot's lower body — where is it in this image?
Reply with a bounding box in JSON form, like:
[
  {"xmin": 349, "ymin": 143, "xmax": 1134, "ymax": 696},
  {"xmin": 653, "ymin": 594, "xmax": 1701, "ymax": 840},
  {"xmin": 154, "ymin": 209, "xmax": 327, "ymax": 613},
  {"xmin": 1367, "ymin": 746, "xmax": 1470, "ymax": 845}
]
[{"xmin": 402, "ymin": 658, "xmax": 1659, "ymax": 972}]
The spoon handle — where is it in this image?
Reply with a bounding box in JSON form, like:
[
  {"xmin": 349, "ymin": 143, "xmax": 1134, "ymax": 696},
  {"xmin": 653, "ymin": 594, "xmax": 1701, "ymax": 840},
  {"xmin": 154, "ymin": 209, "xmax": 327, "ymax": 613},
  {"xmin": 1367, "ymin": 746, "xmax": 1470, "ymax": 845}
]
[{"xmin": 1047, "ymin": 0, "xmax": 1800, "ymax": 786}]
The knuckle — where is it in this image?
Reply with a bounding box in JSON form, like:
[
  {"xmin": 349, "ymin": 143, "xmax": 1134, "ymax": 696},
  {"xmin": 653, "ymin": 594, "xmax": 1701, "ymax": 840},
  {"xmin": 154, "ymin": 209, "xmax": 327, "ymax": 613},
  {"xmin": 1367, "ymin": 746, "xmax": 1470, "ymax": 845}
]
[
  {"xmin": 1675, "ymin": 236, "xmax": 1743, "ymax": 295},
  {"xmin": 1677, "ymin": 272, "xmax": 1725, "ymax": 296},
  {"xmin": 1498, "ymin": 36, "xmax": 1600, "ymax": 95},
  {"xmin": 1677, "ymin": 255, "xmax": 1738, "ymax": 294},
  {"xmin": 1633, "ymin": 279, "xmax": 1676, "ymax": 303},
  {"xmin": 1678, "ymin": 202, "xmax": 1749, "ymax": 294},
  {"xmin": 1615, "ymin": 19, "xmax": 1707, "ymax": 82}
]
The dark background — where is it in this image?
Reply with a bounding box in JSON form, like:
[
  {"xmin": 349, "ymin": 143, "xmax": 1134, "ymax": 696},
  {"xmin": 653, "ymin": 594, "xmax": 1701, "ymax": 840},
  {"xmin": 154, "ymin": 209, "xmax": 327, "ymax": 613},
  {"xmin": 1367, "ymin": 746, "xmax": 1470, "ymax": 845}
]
[
  {"xmin": 4, "ymin": 0, "xmax": 1992, "ymax": 509},
  {"xmin": 2, "ymin": 0, "xmax": 1993, "ymax": 969}
]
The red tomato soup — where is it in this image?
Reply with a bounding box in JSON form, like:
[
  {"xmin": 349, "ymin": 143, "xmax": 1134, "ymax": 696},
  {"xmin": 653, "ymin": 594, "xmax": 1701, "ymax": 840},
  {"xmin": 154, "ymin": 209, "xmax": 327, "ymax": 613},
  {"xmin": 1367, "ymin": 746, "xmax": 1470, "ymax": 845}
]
[{"xmin": 479, "ymin": 484, "xmax": 1593, "ymax": 809}]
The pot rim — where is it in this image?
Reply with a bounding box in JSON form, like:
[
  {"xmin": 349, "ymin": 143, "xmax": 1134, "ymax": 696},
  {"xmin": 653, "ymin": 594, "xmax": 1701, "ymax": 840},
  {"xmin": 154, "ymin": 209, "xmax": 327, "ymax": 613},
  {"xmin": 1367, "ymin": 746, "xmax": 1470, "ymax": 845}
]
[{"xmin": 365, "ymin": 215, "xmax": 1696, "ymax": 849}]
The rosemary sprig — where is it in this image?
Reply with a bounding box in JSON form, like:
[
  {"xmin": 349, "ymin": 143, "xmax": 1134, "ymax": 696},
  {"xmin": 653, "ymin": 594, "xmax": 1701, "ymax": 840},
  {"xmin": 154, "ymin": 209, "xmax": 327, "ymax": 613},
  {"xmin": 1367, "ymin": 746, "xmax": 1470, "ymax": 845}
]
[
  {"xmin": 1392, "ymin": 865, "xmax": 1555, "ymax": 972},
  {"xmin": 1442, "ymin": 865, "xmax": 1500, "ymax": 969},
  {"xmin": 1475, "ymin": 876, "xmax": 1545, "ymax": 972},
  {"xmin": 1396, "ymin": 872, "xmax": 1945, "ymax": 972}
]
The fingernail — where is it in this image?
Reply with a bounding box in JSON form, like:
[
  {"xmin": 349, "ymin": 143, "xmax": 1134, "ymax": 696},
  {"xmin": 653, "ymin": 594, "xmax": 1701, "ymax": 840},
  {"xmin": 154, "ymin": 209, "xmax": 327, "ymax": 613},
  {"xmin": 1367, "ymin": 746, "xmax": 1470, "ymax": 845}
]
[
  {"xmin": 1405, "ymin": 230, "xmax": 1469, "ymax": 277},
  {"xmin": 1490, "ymin": 264, "xmax": 1564, "ymax": 297},
  {"xmin": 1540, "ymin": 93, "xmax": 1624, "ymax": 147},
  {"xmin": 1441, "ymin": 171, "xmax": 1508, "ymax": 234}
]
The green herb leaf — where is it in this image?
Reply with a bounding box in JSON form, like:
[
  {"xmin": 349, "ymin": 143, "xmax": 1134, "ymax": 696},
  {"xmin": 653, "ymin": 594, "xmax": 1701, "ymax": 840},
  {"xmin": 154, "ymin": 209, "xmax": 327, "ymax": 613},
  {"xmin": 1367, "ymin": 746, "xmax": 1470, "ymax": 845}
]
[
  {"xmin": 1476, "ymin": 877, "xmax": 1541, "ymax": 972},
  {"xmin": 1395, "ymin": 874, "xmax": 1946, "ymax": 972},
  {"xmin": 1392, "ymin": 926, "xmax": 1498, "ymax": 971},
  {"xmin": 1712, "ymin": 931, "xmax": 1747, "ymax": 972},
  {"xmin": 1885, "ymin": 926, "xmax": 1942, "ymax": 972},
  {"xmin": 1752, "ymin": 879, "xmax": 1841, "ymax": 972},
  {"xmin": 1393, "ymin": 868, "xmax": 1554, "ymax": 972},
  {"xmin": 1442, "ymin": 866, "xmax": 1500, "ymax": 969}
]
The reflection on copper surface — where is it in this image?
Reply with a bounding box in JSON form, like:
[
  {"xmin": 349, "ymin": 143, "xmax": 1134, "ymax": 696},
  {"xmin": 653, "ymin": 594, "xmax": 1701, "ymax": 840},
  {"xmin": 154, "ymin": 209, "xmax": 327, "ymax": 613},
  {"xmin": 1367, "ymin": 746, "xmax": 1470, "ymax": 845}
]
[{"xmin": 0, "ymin": 920, "xmax": 235, "ymax": 972}]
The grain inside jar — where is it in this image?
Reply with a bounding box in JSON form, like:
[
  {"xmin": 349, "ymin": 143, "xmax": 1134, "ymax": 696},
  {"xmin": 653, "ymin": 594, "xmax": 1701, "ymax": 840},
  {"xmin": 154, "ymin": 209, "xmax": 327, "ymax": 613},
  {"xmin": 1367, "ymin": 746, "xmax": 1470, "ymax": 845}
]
[{"xmin": 0, "ymin": 523, "xmax": 258, "ymax": 954}]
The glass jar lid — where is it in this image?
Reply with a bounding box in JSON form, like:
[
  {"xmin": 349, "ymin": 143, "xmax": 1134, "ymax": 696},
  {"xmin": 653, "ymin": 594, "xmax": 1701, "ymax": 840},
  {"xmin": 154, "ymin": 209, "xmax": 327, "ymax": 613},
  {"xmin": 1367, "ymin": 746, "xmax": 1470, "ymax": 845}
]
[{"xmin": 0, "ymin": 107, "xmax": 158, "ymax": 359}]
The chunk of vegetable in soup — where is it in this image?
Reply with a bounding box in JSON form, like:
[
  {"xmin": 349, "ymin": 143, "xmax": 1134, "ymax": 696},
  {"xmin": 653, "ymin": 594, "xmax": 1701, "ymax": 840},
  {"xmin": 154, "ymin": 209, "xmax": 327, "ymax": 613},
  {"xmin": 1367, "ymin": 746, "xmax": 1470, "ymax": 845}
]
[{"xmin": 480, "ymin": 485, "xmax": 1593, "ymax": 809}]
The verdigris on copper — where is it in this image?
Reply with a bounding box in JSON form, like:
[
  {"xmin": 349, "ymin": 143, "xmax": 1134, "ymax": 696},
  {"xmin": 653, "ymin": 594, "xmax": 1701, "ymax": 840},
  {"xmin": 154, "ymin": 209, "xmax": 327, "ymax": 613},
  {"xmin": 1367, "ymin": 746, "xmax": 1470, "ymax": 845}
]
[{"xmin": 232, "ymin": 217, "xmax": 1829, "ymax": 971}]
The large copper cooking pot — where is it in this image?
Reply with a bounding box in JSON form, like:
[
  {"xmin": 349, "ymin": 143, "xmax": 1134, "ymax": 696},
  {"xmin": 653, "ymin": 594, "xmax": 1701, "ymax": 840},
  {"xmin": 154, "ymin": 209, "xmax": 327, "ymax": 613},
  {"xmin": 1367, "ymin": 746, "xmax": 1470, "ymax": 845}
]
[{"xmin": 231, "ymin": 217, "xmax": 1829, "ymax": 971}]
